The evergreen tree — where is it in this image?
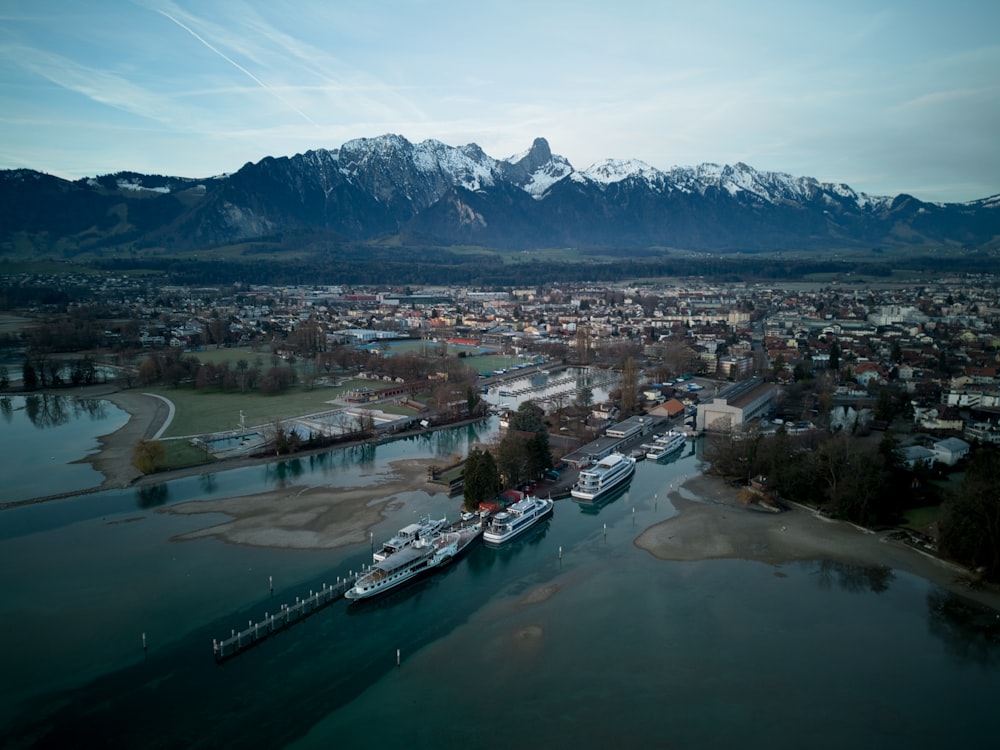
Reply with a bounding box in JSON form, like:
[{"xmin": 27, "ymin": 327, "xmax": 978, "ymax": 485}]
[{"xmin": 463, "ymin": 447, "xmax": 499, "ymax": 510}]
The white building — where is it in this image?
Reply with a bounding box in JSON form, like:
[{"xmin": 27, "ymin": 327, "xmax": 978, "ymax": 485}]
[
  {"xmin": 696, "ymin": 377, "xmax": 775, "ymax": 432},
  {"xmin": 932, "ymin": 437, "xmax": 970, "ymax": 466}
]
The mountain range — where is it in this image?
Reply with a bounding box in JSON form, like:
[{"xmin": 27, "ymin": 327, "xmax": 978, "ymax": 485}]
[{"xmin": 3, "ymin": 134, "xmax": 999, "ymax": 259}]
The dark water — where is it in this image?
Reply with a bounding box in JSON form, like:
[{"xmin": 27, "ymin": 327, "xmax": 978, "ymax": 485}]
[{"xmin": 2, "ymin": 434, "xmax": 999, "ymax": 748}]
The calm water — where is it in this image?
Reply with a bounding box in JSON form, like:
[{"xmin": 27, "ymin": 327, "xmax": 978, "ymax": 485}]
[
  {"xmin": 0, "ymin": 394, "xmax": 130, "ymax": 503},
  {"xmin": 1, "ymin": 424, "xmax": 998, "ymax": 748}
]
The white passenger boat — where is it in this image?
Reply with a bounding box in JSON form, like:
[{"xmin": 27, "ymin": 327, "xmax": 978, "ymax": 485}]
[
  {"xmin": 482, "ymin": 495, "xmax": 554, "ymax": 544},
  {"xmin": 347, "ymin": 521, "xmax": 482, "ymax": 601},
  {"xmin": 644, "ymin": 430, "xmax": 685, "ymax": 461},
  {"xmin": 373, "ymin": 515, "xmax": 447, "ymax": 562},
  {"xmin": 571, "ymin": 453, "xmax": 636, "ymax": 501}
]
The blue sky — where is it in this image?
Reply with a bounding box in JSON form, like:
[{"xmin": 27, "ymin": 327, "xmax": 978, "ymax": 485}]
[{"xmin": 1, "ymin": 0, "xmax": 998, "ymax": 202}]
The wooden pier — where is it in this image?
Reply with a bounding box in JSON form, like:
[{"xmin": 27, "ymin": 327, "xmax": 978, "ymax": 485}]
[{"xmin": 213, "ymin": 573, "xmax": 359, "ymax": 662}]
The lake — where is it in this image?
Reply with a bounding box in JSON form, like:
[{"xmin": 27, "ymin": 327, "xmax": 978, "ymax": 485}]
[{"xmin": 1, "ymin": 416, "xmax": 998, "ymax": 748}]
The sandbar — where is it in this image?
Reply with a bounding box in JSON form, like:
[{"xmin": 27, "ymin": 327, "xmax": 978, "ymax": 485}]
[{"xmin": 636, "ymin": 473, "xmax": 1000, "ymax": 613}]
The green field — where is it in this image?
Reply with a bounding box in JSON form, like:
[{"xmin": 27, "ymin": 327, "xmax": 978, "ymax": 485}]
[
  {"xmin": 152, "ymin": 385, "xmax": 344, "ymax": 437},
  {"xmin": 159, "ymin": 438, "xmax": 215, "ymax": 471},
  {"xmin": 901, "ymin": 505, "xmax": 942, "ymax": 531},
  {"xmin": 150, "ymin": 376, "xmax": 419, "ymax": 437}
]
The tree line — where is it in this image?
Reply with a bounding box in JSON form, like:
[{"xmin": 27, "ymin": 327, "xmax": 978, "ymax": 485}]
[{"xmin": 706, "ymin": 426, "xmax": 1000, "ymax": 582}]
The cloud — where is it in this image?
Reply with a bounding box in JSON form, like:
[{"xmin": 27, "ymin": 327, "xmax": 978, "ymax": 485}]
[{"xmin": 155, "ymin": 9, "xmax": 320, "ymax": 127}]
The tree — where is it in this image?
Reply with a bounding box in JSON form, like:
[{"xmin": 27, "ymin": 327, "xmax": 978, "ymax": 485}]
[
  {"xmin": 508, "ymin": 401, "xmax": 545, "ymax": 433},
  {"xmin": 132, "ymin": 439, "xmax": 165, "ymax": 474},
  {"xmin": 21, "ymin": 357, "xmax": 37, "ymax": 391},
  {"xmin": 828, "ymin": 341, "xmax": 841, "ymax": 372},
  {"xmin": 939, "ymin": 446, "xmax": 1000, "ymax": 580},
  {"xmin": 463, "ymin": 447, "xmax": 499, "ymax": 510},
  {"xmin": 619, "ymin": 357, "xmax": 639, "ymax": 417},
  {"xmin": 575, "ymin": 324, "xmax": 591, "ymax": 364},
  {"xmin": 498, "ymin": 400, "xmax": 552, "ymax": 486}
]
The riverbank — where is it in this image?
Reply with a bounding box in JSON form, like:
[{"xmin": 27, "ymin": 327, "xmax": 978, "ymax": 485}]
[
  {"xmin": 17, "ymin": 386, "xmax": 1000, "ymax": 614},
  {"xmin": 636, "ymin": 473, "xmax": 1000, "ymax": 613}
]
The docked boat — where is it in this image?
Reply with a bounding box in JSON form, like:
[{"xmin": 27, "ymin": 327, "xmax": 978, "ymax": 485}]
[
  {"xmin": 373, "ymin": 515, "xmax": 447, "ymax": 562},
  {"xmin": 571, "ymin": 453, "xmax": 636, "ymax": 501},
  {"xmin": 483, "ymin": 495, "xmax": 554, "ymax": 544},
  {"xmin": 347, "ymin": 521, "xmax": 482, "ymax": 601},
  {"xmin": 644, "ymin": 430, "xmax": 685, "ymax": 461}
]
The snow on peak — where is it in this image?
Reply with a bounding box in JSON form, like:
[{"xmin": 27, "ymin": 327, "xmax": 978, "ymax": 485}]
[{"xmin": 578, "ymin": 159, "xmax": 664, "ymax": 189}]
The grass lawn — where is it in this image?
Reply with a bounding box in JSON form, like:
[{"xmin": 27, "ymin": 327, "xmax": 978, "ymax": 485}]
[
  {"xmin": 150, "ymin": 385, "xmax": 346, "ymax": 437},
  {"xmin": 901, "ymin": 505, "xmax": 942, "ymax": 531},
  {"xmin": 184, "ymin": 346, "xmax": 269, "ymax": 368},
  {"xmin": 158, "ymin": 438, "xmax": 215, "ymax": 471}
]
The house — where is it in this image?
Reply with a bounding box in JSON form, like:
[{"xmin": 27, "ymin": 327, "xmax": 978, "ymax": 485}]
[
  {"xmin": 900, "ymin": 445, "xmax": 935, "ymax": 470},
  {"xmin": 932, "ymin": 437, "xmax": 970, "ymax": 466},
  {"xmin": 649, "ymin": 398, "xmax": 686, "ymax": 419}
]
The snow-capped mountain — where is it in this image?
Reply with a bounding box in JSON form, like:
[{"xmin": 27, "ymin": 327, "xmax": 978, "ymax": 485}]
[{"xmin": 1, "ymin": 134, "xmax": 997, "ymax": 257}]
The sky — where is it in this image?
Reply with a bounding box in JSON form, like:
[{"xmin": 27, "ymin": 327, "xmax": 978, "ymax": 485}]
[{"xmin": 1, "ymin": 0, "xmax": 998, "ymax": 203}]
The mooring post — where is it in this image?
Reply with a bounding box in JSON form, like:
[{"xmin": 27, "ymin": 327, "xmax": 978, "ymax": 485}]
[
  {"xmin": 269, "ymin": 574, "xmax": 273, "ymax": 597},
  {"xmin": 396, "ymin": 648, "xmax": 401, "ymax": 667},
  {"xmin": 603, "ymin": 522, "xmax": 607, "ymax": 541},
  {"xmin": 142, "ymin": 632, "xmax": 147, "ymax": 653}
]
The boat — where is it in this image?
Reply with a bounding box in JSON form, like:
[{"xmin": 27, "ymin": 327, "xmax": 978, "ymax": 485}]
[
  {"xmin": 483, "ymin": 495, "xmax": 554, "ymax": 544},
  {"xmin": 644, "ymin": 430, "xmax": 685, "ymax": 461},
  {"xmin": 347, "ymin": 520, "xmax": 482, "ymax": 601},
  {"xmin": 571, "ymin": 453, "xmax": 636, "ymax": 501},
  {"xmin": 373, "ymin": 515, "xmax": 447, "ymax": 562}
]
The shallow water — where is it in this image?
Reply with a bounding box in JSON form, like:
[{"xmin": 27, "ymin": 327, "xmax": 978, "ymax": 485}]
[
  {"xmin": 1, "ymin": 432, "xmax": 998, "ymax": 748},
  {"xmin": 0, "ymin": 394, "xmax": 130, "ymax": 503}
]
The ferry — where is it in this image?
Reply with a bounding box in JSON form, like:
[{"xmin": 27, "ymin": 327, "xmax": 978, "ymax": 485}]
[
  {"xmin": 571, "ymin": 453, "xmax": 636, "ymax": 501},
  {"xmin": 373, "ymin": 515, "xmax": 447, "ymax": 562},
  {"xmin": 644, "ymin": 430, "xmax": 685, "ymax": 461},
  {"xmin": 483, "ymin": 495, "xmax": 554, "ymax": 544},
  {"xmin": 347, "ymin": 521, "xmax": 482, "ymax": 601}
]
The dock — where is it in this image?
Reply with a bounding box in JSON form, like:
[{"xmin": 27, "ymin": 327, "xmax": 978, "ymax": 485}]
[{"xmin": 213, "ymin": 574, "xmax": 359, "ymax": 663}]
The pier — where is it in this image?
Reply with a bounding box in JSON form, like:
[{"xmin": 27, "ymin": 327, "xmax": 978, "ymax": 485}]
[{"xmin": 213, "ymin": 574, "xmax": 359, "ymax": 662}]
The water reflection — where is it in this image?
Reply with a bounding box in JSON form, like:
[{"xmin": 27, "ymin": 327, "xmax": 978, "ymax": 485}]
[
  {"xmin": 813, "ymin": 560, "xmax": 895, "ymax": 594},
  {"xmin": 0, "ymin": 396, "xmax": 11, "ymax": 423},
  {"xmin": 927, "ymin": 590, "xmax": 1000, "ymax": 667},
  {"xmin": 16, "ymin": 393, "xmax": 110, "ymax": 429},
  {"xmin": 572, "ymin": 481, "xmax": 633, "ymax": 514},
  {"xmin": 483, "ymin": 517, "xmax": 552, "ymax": 566},
  {"xmin": 198, "ymin": 473, "xmax": 218, "ymax": 494},
  {"xmin": 136, "ymin": 483, "xmax": 169, "ymax": 508},
  {"xmin": 265, "ymin": 458, "xmax": 304, "ymax": 487}
]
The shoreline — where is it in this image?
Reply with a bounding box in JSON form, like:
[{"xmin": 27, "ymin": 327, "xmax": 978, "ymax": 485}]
[
  {"xmin": 635, "ymin": 473, "xmax": 1000, "ymax": 614},
  {"xmin": 8, "ymin": 387, "xmax": 999, "ymax": 614}
]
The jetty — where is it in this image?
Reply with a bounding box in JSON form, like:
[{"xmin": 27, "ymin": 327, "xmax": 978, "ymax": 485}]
[{"xmin": 213, "ymin": 574, "xmax": 359, "ymax": 662}]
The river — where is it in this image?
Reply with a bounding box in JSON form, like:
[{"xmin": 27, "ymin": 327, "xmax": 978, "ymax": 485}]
[{"xmin": 1, "ymin": 410, "xmax": 998, "ymax": 748}]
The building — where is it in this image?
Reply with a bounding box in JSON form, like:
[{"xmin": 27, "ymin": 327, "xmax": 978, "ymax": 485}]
[
  {"xmin": 932, "ymin": 437, "xmax": 970, "ymax": 466},
  {"xmin": 605, "ymin": 415, "xmax": 651, "ymax": 440},
  {"xmin": 696, "ymin": 377, "xmax": 775, "ymax": 432}
]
